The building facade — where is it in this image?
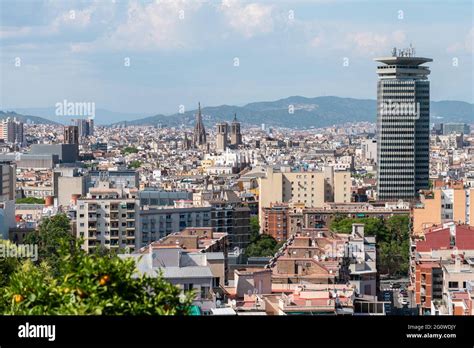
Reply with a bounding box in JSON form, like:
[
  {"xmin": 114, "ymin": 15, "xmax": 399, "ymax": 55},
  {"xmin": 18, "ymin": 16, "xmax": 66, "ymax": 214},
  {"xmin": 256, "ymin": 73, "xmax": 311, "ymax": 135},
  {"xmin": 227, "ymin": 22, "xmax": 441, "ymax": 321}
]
[
  {"xmin": 375, "ymin": 47, "xmax": 432, "ymax": 200},
  {"xmin": 75, "ymin": 186, "xmax": 140, "ymax": 252},
  {"xmin": 258, "ymin": 166, "xmax": 352, "ymax": 229},
  {"xmin": 0, "ymin": 117, "xmax": 25, "ymax": 146},
  {"xmin": 412, "ymin": 181, "xmax": 474, "ymax": 236}
]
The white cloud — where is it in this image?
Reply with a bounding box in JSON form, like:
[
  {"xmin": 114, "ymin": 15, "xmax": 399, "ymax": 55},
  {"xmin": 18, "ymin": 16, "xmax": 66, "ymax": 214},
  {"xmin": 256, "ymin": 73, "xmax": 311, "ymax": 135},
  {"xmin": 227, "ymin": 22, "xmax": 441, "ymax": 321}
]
[
  {"xmin": 218, "ymin": 0, "xmax": 273, "ymax": 38},
  {"xmin": 72, "ymin": 0, "xmax": 203, "ymax": 52},
  {"xmin": 51, "ymin": 8, "xmax": 93, "ymax": 29},
  {"xmin": 0, "ymin": 3, "xmax": 108, "ymax": 41},
  {"xmin": 447, "ymin": 27, "xmax": 474, "ymax": 54},
  {"xmin": 343, "ymin": 30, "xmax": 408, "ymax": 56}
]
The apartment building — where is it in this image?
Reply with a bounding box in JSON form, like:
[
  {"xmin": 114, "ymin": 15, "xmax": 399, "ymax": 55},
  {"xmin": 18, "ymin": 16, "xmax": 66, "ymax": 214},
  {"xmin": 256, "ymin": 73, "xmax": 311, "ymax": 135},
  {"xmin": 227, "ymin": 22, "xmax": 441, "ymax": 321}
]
[
  {"xmin": 0, "ymin": 117, "xmax": 25, "ymax": 146},
  {"xmin": 266, "ymin": 224, "xmax": 377, "ymax": 297},
  {"xmin": 262, "ymin": 203, "xmax": 290, "ymax": 242},
  {"xmin": 262, "ymin": 201, "xmax": 409, "ymax": 241},
  {"xmin": 75, "ymin": 183, "xmax": 140, "ymax": 252},
  {"xmin": 122, "ymin": 246, "xmax": 218, "ymax": 314},
  {"xmin": 87, "ymin": 169, "xmax": 139, "ymax": 190},
  {"xmin": 258, "ymin": 166, "xmax": 352, "ymax": 229},
  {"xmin": 195, "ymin": 189, "xmax": 251, "ymax": 249},
  {"xmin": 0, "ymin": 162, "xmax": 15, "ymax": 201},
  {"xmin": 144, "ymin": 227, "xmax": 228, "ymax": 286},
  {"xmin": 411, "ymin": 223, "xmax": 474, "ymax": 315},
  {"xmin": 139, "ymin": 202, "xmax": 212, "ymax": 247},
  {"xmin": 412, "ymin": 180, "xmax": 474, "ymax": 236}
]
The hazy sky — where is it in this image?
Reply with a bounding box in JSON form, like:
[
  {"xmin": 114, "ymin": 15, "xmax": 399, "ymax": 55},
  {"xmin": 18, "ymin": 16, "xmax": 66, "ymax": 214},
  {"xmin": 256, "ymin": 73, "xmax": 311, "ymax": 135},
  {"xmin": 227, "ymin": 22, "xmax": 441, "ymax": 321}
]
[{"xmin": 1, "ymin": 0, "xmax": 473, "ymax": 115}]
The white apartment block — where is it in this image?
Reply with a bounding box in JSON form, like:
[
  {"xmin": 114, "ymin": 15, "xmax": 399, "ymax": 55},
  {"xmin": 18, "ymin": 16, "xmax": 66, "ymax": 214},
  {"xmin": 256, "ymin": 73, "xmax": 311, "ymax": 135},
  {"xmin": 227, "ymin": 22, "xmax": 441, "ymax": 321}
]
[{"xmin": 76, "ymin": 185, "xmax": 140, "ymax": 252}]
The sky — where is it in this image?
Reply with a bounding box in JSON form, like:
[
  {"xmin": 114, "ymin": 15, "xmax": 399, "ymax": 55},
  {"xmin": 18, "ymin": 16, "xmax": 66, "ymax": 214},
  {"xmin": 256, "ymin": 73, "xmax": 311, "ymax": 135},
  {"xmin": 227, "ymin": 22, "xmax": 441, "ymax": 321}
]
[{"xmin": 1, "ymin": 0, "xmax": 473, "ymax": 115}]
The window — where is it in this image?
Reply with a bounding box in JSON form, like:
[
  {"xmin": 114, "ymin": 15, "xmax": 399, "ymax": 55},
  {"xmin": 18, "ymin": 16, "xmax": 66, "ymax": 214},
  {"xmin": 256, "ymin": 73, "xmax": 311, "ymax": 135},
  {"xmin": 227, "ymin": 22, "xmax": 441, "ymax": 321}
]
[
  {"xmin": 448, "ymin": 281, "xmax": 458, "ymax": 289},
  {"xmin": 201, "ymin": 286, "xmax": 209, "ymax": 299}
]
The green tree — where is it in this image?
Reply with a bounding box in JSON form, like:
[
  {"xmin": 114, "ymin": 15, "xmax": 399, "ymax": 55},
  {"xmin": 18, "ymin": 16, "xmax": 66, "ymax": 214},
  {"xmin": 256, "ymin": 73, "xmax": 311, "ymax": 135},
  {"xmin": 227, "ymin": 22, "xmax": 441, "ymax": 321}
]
[
  {"xmin": 122, "ymin": 146, "xmax": 138, "ymax": 155},
  {"xmin": 0, "ymin": 247, "xmax": 194, "ymax": 315},
  {"xmin": 249, "ymin": 216, "xmax": 260, "ymax": 243},
  {"xmin": 0, "ymin": 240, "xmax": 21, "ymax": 287},
  {"xmin": 329, "ymin": 215, "xmax": 410, "ymax": 277},
  {"xmin": 128, "ymin": 160, "xmax": 142, "ymax": 169},
  {"xmin": 16, "ymin": 197, "xmax": 45, "ymax": 204},
  {"xmin": 24, "ymin": 214, "xmax": 73, "ymax": 275},
  {"xmin": 0, "ymin": 216, "xmax": 194, "ymax": 315},
  {"xmin": 245, "ymin": 234, "xmax": 283, "ymax": 258}
]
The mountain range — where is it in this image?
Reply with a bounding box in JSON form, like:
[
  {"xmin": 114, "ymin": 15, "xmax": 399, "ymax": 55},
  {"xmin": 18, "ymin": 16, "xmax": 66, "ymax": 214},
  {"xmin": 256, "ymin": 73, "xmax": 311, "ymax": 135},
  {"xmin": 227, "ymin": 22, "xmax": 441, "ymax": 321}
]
[{"xmin": 2, "ymin": 96, "xmax": 472, "ymax": 129}]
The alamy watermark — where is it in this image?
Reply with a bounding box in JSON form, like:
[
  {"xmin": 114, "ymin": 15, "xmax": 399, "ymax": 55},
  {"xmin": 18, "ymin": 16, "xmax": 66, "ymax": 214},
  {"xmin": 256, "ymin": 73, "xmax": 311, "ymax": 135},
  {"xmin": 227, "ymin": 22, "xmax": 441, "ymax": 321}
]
[
  {"xmin": 55, "ymin": 99, "xmax": 95, "ymax": 119},
  {"xmin": 379, "ymin": 100, "xmax": 420, "ymax": 118},
  {"xmin": 0, "ymin": 243, "xmax": 38, "ymax": 261},
  {"xmin": 323, "ymin": 242, "xmax": 364, "ymax": 259}
]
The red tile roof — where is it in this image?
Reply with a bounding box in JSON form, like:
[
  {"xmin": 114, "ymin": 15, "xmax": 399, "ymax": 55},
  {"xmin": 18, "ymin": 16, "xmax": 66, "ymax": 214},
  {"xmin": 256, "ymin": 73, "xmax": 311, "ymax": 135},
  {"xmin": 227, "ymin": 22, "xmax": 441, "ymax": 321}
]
[
  {"xmin": 417, "ymin": 225, "xmax": 474, "ymax": 252},
  {"xmin": 417, "ymin": 228, "xmax": 451, "ymax": 252},
  {"xmin": 455, "ymin": 226, "xmax": 474, "ymax": 250}
]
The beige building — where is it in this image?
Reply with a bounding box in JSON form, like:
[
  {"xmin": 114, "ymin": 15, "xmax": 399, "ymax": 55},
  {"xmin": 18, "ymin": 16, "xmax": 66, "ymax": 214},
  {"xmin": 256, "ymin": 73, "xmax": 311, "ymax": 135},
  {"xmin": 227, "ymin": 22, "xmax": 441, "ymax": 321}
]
[
  {"xmin": 412, "ymin": 181, "xmax": 474, "ymax": 236},
  {"xmin": 258, "ymin": 166, "xmax": 351, "ymax": 229},
  {"xmin": 57, "ymin": 176, "xmax": 86, "ymax": 207},
  {"xmin": 76, "ymin": 183, "xmax": 140, "ymax": 253}
]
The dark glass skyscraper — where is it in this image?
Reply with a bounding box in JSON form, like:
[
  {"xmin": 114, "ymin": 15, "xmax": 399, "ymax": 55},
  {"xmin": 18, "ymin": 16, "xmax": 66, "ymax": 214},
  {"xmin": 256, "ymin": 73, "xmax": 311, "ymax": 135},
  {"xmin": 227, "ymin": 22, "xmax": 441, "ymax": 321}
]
[{"xmin": 375, "ymin": 46, "xmax": 432, "ymax": 201}]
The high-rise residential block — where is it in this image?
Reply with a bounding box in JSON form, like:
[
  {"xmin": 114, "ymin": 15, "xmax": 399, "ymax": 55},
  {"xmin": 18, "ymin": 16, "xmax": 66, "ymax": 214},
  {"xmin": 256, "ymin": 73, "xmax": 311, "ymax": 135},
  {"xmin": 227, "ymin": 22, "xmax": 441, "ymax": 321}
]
[{"xmin": 0, "ymin": 117, "xmax": 25, "ymax": 146}]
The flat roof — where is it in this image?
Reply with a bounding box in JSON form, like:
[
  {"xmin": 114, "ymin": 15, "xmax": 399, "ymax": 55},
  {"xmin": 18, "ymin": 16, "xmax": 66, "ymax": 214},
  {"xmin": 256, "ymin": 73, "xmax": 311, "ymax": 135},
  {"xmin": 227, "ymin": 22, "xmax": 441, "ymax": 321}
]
[{"xmin": 374, "ymin": 56, "xmax": 433, "ymax": 65}]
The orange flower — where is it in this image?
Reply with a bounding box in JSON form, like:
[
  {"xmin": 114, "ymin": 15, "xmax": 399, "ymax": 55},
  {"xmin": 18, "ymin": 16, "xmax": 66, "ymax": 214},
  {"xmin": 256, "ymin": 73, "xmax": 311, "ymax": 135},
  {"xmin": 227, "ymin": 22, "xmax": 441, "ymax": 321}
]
[
  {"xmin": 13, "ymin": 294, "xmax": 24, "ymax": 303},
  {"xmin": 99, "ymin": 275, "xmax": 110, "ymax": 286}
]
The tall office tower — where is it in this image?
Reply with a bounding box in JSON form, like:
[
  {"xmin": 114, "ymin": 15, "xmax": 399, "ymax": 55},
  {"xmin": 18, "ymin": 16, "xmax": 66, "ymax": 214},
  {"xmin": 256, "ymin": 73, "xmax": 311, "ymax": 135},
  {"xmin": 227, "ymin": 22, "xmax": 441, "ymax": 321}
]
[
  {"xmin": 75, "ymin": 118, "xmax": 94, "ymax": 139},
  {"xmin": 216, "ymin": 122, "xmax": 228, "ymax": 152},
  {"xmin": 193, "ymin": 102, "xmax": 207, "ymax": 149},
  {"xmin": 87, "ymin": 118, "xmax": 94, "ymax": 136},
  {"xmin": 375, "ymin": 46, "xmax": 432, "ymax": 201},
  {"xmin": 64, "ymin": 125, "xmax": 79, "ymax": 144},
  {"xmin": 0, "ymin": 117, "xmax": 25, "ymax": 146},
  {"xmin": 230, "ymin": 113, "xmax": 242, "ymax": 147}
]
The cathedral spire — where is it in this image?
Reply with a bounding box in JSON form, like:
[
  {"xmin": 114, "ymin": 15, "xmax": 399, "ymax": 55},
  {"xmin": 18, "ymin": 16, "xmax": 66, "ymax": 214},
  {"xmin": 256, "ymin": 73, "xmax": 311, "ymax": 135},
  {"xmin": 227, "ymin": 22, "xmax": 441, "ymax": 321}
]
[{"xmin": 193, "ymin": 102, "xmax": 207, "ymax": 149}]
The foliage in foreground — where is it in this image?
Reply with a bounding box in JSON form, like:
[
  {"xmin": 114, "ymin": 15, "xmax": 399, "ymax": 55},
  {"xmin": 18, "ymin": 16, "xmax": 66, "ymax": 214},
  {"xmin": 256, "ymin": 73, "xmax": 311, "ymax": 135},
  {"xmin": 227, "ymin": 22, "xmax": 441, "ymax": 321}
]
[{"xmin": 0, "ymin": 215, "xmax": 194, "ymax": 315}]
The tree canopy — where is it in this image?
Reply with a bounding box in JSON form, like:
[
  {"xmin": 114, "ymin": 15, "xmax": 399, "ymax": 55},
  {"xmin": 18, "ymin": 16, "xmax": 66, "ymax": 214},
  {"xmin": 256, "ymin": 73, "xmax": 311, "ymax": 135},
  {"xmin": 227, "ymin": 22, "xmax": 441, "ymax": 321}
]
[
  {"xmin": 245, "ymin": 216, "xmax": 284, "ymax": 257},
  {"xmin": 1, "ymin": 214, "xmax": 193, "ymax": 315},
  {"xmin": 330, "ymin": 215, "xmax": 410, "ymax": 276}
]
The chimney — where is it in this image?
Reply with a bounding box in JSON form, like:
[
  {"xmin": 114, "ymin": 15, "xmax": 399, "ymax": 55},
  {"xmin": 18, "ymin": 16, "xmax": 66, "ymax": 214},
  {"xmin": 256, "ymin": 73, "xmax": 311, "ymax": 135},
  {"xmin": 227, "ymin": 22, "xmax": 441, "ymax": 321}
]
[{"xmin": 454, "ymin": 254, "xmax": 461, "ymax": 273}]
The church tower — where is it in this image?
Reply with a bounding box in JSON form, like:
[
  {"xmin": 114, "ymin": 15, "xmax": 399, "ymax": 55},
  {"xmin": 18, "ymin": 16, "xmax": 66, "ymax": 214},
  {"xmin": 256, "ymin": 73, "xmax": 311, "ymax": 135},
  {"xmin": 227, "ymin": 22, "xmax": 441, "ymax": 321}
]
[{"xmin": 193, "ymin": 102, "xmax": 207, "ymax": 149}]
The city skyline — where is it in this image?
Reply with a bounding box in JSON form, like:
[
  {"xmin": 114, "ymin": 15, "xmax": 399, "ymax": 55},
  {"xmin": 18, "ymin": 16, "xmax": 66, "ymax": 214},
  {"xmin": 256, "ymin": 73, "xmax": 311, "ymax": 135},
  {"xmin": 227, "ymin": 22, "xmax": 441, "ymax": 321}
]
[{"xmin": 1, "ymin": 0, "xmax": 473, "ymax": 115}]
